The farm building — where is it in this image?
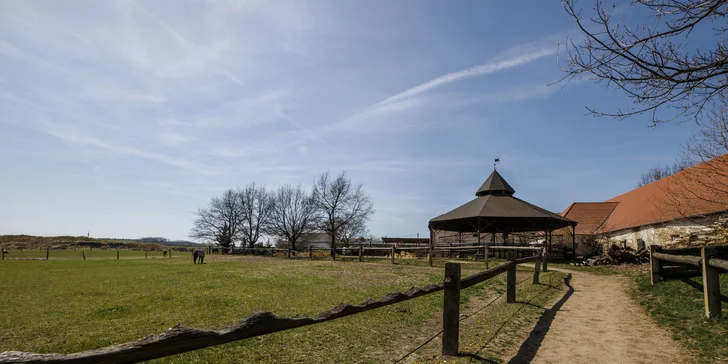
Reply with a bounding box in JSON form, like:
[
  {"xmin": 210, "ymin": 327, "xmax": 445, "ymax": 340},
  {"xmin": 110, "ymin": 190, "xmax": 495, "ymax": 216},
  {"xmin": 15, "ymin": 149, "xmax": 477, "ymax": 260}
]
[
  {"xmin": 558, "ymin": 155, "xmax": 728, "ymax": 255},
  {"xmin": 278, "ymin": 232, "xmax": 373, "ymax": 250},
  {"xmin": 381, "ymin": 237, "xmax": 430, "ymax": 246}
]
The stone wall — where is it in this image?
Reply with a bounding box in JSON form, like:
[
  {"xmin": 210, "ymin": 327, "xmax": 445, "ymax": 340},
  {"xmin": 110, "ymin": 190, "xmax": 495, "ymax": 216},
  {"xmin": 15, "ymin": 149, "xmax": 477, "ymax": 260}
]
[{"xmin": 601, "ymin": 213, "xmax": 727, "ymax": 249}]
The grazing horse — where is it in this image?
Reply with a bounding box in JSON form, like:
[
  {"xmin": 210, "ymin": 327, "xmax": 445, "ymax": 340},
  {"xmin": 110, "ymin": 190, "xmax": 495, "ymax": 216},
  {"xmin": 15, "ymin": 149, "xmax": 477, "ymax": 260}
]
[{"xmin": 193, "ymin": 249, "xmax": 205, "ymax": 264}]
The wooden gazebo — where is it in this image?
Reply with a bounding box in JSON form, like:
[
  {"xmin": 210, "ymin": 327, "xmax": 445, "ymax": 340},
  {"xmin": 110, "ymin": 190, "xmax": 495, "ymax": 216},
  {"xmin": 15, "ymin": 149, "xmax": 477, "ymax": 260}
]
[{"xmin": 428, "ymin": 170, "xmax": 577, "ymax": 263}]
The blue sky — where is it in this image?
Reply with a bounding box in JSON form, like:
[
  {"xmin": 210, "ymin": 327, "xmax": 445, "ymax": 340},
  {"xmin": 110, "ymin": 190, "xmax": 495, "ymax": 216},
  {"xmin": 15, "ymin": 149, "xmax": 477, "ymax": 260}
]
[{"xmin": 0, "ymin": 0, "xmax": 699, "ymax": 241}]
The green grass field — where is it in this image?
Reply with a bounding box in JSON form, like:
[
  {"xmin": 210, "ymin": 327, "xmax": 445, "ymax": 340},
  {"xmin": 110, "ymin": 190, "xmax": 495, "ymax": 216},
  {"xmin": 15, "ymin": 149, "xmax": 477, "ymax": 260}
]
[
  {"xmin": 633, "ymin": 273, "xmax": 728, "ymax": 362},
  {"xmin": 0, "ymin": 255, "xmax": 565, "ymax": 363}
]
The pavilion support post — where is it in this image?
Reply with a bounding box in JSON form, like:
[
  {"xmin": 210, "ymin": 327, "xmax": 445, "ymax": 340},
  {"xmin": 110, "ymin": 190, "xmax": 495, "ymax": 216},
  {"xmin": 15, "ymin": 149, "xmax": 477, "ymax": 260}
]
[
  {"xmin": 477, "ymin": 231, "xmax": 481, "ymax": 262},
  {"xmin": 548, "ymin": 230, "xmax": 552, "ymax": 257},
  {"xmin": 428, "ymin": 228, "xmax": 434, "ymax": 267},
  {"xmin": 542, "ymin": 231, "xmax": 549, "ymax": 273},
  {"xmin": 572, "ymin": 224, "xmax": 577, "ymax": 260},
  {"xmin": 485, "ymin": 233, "xmax": 490, "ymax": 270}
]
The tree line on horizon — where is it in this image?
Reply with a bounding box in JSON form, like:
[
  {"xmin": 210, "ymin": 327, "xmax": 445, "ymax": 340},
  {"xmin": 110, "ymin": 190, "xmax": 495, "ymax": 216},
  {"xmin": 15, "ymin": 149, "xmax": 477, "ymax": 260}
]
[{"xmin": 190, "ymin": 171, "xmax": 374, "ymax": 257}]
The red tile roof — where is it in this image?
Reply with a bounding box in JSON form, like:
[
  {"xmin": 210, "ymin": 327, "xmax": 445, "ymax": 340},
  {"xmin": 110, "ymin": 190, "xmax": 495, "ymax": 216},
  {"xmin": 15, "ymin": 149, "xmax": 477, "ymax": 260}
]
[
  {"xmin": 561, "ymin": 154, "xmax": 728, "ymax": 234},
  {"xmin": 560, "ymin": 202, "xmax": 619, "ymax": 235},
  {"xmin": 601, "ymin": 155, "xmax": 728, "ymax": 232}
]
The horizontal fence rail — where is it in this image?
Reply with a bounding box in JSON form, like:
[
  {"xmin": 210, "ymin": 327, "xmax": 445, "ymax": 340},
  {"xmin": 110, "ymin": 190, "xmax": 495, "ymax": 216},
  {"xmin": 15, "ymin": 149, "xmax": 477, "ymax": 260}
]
[
  {"xmin": 709, "ymin": 258, "xmax": 728, "ymax": 271},
  {"xmin": 649, "ymin": 245, "xmax": 728, "ymax": 318},
  {"xmin": 0, "ymin": 250, "xmax": 547, "ymax": 364},
  {"xmin": 651, "ymin": 252, "xmax": 702, "ymax": 267}
]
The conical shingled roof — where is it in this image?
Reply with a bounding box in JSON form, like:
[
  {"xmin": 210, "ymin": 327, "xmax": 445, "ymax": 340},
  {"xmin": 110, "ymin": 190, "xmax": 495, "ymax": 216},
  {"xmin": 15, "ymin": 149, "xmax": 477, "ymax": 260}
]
[
  {"xmin": 429, "ymin": 170, "xmax": 576, "ymax": 233},
  {"xmin": 476, "ymin": 170, "xmax": 515, "ymax": 196}
]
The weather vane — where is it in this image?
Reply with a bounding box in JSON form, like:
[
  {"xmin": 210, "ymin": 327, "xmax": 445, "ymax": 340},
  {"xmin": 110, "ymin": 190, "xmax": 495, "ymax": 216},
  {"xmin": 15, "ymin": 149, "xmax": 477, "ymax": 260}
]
[{"xmin": 494, "ymin": 158, "xmax": 500, "ymax": 170}]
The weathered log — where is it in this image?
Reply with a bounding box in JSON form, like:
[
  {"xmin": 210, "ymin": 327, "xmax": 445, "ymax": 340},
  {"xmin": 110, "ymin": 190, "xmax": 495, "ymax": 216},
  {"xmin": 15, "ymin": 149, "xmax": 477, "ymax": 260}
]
[
  {"xmin": 708, "ymin": 258, "xmax": 728, "ymax": 271},
  {"xmin": 652, "ymin": 252, "xmax": 702, "ymax": 267}
]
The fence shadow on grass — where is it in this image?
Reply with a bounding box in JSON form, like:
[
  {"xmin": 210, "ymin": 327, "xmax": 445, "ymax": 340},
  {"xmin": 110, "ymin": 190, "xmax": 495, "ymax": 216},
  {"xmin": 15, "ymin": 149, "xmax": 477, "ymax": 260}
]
[
  {"xmin": 507, "ymin": 273, "xmax": 574, "ymax": 364},
  {"xmin": 679, "ymin": 278, "xmax": 728, "ymax": 303}
]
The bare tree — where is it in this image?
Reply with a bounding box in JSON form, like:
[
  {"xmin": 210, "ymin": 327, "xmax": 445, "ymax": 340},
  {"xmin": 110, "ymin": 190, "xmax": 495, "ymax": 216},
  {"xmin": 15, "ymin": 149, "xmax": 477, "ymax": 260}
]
[
  {"xmin": 238, "ymin": 183, "xmax": 274, "ymax": 249},
  {"xmin": 190, "ymin": 189, "xmax": 244, "ymax": 248},
  {"xmin": 670, "ymin": 107, "xmax": 728, "ymax": 209},
  {"xmin": 637, "ymin": 161, "xmax": 694, "ymax": 187},
  {"xmin": 267, "ymin": 185, "xmax": 318, "ymax": 253},
  {"xmin": 312, "ymin": 171, "xmax": 374, "ymax": 259},
  {"xmin": 562, "ymin": 0, "xmax": 728, "ymax": 216},
  {"xmin": 338, "ymin": 217, "xmax": 369, "ymax": 247},
  {"xmin": 562, "ymin": 0, "xmax": 728, "ymax": 126}
]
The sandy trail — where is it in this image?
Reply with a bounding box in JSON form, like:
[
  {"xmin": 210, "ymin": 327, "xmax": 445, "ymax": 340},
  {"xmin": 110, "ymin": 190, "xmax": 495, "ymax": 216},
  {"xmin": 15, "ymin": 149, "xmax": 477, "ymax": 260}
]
[{"xmin": 508, "ymin": 268, "xmax": 690, "ymax": 364}]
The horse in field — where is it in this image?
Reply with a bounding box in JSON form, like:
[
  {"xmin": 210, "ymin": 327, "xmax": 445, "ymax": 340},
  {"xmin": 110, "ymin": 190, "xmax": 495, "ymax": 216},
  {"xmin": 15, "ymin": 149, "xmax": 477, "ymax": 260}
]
[{"xmin": 193, "ymin": 249, "xmax": 205, "ymax": 264}]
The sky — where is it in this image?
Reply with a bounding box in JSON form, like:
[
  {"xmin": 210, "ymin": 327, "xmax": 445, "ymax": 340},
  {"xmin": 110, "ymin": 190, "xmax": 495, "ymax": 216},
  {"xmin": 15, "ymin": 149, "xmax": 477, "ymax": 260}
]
[{"xmin": 0, "ymin": 0, "xmax": 702, "ymax": 241}]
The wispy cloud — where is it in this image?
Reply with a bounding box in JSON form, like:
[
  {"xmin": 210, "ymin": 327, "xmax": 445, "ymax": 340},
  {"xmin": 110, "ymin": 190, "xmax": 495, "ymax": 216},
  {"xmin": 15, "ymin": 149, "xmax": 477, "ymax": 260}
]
[
  {"xmin": 323, "ymin": 34, "xmax": 566, "ymax": 136},
  {"xmin": 44, "ymin": 126, "xmax": 224, "ymax": 175},
  {"xmin": 159, "ymin": 132, "xmax": 190, "ymax": 146},
  {"xmin": 372, "ymin": 45, "xmax": 557, "ymax": 109}
]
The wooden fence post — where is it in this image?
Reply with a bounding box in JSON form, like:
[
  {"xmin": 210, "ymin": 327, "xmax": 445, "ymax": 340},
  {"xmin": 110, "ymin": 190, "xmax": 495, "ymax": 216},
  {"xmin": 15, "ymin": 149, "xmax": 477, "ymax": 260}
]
[
  {"xmin": 287, "ymin": 249, "xmax": 291, "ymax": 259},
  {"xmin": 542, "ymin": 248, "xmax": 548, "ymax": 273},
  {"xmin": 391, "ymin": 246, "xmax": 395, "ymax": 264},
  {"xmin": 82, "ymin": 251, "xmax": 86, "ymax": 261},
  {"xmin": 429, "ymin": 229, "xmax": 434, "ymax": 267},
  {"xmin": 1, "ymin": 250, "xmax": 5, "ymax": 260},
  {"xmin": 701, "ymin": 247, "xmax": 721, "ymax": 318},
  {"xmin": 507, "ymin": 251, "xmax": 517, "ymax": 303},
  {"xmin": 442, "ymin": 263, "xmax": 461, "ymax": 356},
  {"xmin": 359, "ymin": 246, "xmax": 363, "ymax": 262},
  {"xmin": 145, "ymin": 250, "xmax": 148, "ymax": 259},
  {"xmin": 533, "ymin": 253, "xmax": 541, "ymax": 284},
  {"xmin": 116, "ymin": 249, "xmax": 119, "ymax": 260},
  {"xmin": 46, "ymin": 249, "xmax": 49, "ymax": 261},
  {"xmin": 649, "ymin": 245, "xmax": 662, "ymax": 285},
  {"xmin": 309, "ymin": 248, "xmax": 313, "ymax": 260},
  {"xmin": 484, "ymin": 243, "xmax": 489, "ymax": 270}
]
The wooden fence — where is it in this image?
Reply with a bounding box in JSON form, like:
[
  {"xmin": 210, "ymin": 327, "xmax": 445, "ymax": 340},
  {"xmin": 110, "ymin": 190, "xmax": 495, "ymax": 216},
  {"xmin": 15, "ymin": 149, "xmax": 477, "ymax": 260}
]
[
  {"xmin": 1, "ymin": 249, "xmax": 174, "ymax": 261},
  {"xmin": 0, "ymin": 248, "xmax": 547, "ymax": 363},
  {"xmin": 649, "ymin": 244, "xmax": 728, "ymax": 318}
]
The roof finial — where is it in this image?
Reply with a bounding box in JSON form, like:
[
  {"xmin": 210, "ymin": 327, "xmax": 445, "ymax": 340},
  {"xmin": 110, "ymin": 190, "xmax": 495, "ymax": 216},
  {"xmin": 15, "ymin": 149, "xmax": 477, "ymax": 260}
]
[{"xmin": 494, "ymin": 157, "xmax": 500, "ymax": 170}]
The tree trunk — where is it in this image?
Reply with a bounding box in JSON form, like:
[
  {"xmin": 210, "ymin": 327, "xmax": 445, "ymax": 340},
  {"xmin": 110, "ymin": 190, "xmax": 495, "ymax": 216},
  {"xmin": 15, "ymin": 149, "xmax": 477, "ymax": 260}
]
[{"xmin": 330, "ymin": 232, "xmax": 336, "ymax": 259}]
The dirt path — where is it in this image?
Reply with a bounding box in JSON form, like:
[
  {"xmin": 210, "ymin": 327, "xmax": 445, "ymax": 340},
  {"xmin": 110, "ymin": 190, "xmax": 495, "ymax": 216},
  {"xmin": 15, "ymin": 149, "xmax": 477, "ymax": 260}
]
[{"xmin": 508, "ymin": 268, "xmax": 691, "ymax": 364}]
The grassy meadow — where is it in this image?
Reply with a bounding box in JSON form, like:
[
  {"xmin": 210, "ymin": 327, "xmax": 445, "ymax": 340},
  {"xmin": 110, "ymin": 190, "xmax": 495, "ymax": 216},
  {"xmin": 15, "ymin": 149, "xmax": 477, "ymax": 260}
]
[
  {"xmin": 0, "ymin": 255, "xmax": 566, "ymax": 363},
  {"xmin": 633, "ymin": 273, "xmax": 728, "ymax": 362}
]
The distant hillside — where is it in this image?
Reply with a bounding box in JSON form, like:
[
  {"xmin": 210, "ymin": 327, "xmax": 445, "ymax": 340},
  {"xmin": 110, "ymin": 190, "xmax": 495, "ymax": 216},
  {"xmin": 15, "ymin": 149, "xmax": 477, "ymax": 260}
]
[
  {"xmin": 0, "ymin": 235, "xmax": 169, "ymax": 251},
  {"xmin": 101, "ymin": 237, "xmax": 201, "ymax": 247},
  {"xmin": 165, "ymin": 240, "xmax": 204, "ymax": 247}
]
